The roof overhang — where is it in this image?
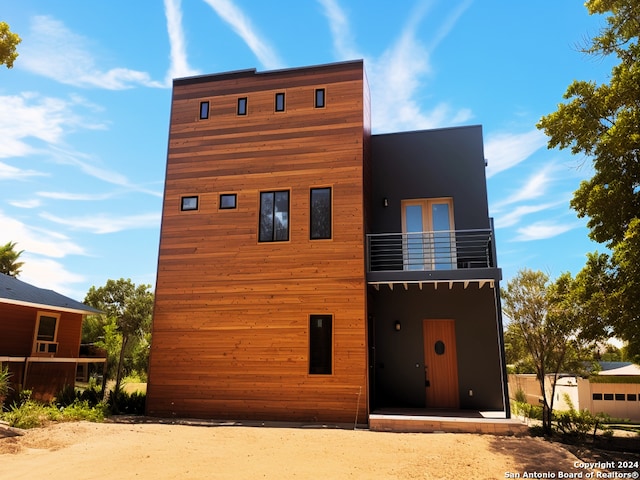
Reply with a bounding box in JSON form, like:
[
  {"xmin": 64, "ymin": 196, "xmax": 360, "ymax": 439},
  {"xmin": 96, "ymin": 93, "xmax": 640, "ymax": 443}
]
[
  {"xmin": 368, "ymin": 279, "xmax": 496, "ymax": 291},
  {"xmin": 0, "ymin": 298, "xmax": 99, "ymax": 315}
]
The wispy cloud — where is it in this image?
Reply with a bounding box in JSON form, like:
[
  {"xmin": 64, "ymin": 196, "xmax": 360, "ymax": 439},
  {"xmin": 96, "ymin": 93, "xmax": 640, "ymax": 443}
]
[
  {"xmin": 201, "ymin": 0, "xmax": 284, "ymax": 70},
  {"xmin": 20, "ymin": 16, "xmax": 164, "ymax": 89},
  {"xmin": 319, "ymin": 0, "xmax": 473, "ymax": 132},
  {"xmin": 19, "ymin": 256, "xmax": 88, "ymax": 298},
  {"xmin": 513, "ymin": 221, "xmax": 577, "ymax": 241},
  {"xmin": 484, "ymin": 129, "xmax": 547, "ymax": 178},
  {"xmin": 0, "ymin": 93, "xmax": 103, "ymax": 159},
  {"xmin": 0, "ymin": 210, "xmax": 87, "ymax": 259},
  {"xmin": 0, "ymin": 161, "xmax": 44, "ymax": 180},
  {"xmin": 9, "ymin": 199, "xmax": 42, "ymax": 209},
  {"xmin": 37, "ymin": 191, "xmax": 116, "ymax": 201},
  {"xmin": 40, "ymin": 211, "xmax": 161, "ymax": 234},
  {"xmin": 494, "ymin": 203, "xmax": 563, "ymax": 229},
  {"xmin": 164, "ymin": 0, "xmax": 200, "ymax": 82},
  {"xmin": 317, "ymin": 0, "xmax": 361, "ymax": 59},
  {"xmin": 492, "ymin": 163, "xmax": 559, "ymax": 209},
  {"xmin": 48, "ymin": 147, "xmax": 163, "ymax": 198}
]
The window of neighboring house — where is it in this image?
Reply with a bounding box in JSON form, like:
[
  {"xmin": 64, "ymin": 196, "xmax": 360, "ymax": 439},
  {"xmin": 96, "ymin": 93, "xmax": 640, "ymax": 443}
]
[
  {"xmin": 603, "ymin": 393, "xmax": 614, "ymax": 400},
  {"xmin": 259, "ymin": 191, "xmax": 289, "ymax": 242},
  {"xmin": 181, "ymin": 196, "xmax": 199, "ymax": 211},
  {"xmin": 275, "ymin": 92, "xmax": 285, "ymax": 112},
  {"xmin": 237, "ymin": 97, "xmax": 247, "ymax": 115},
  {"xmin": 220, "ymin": 193, "xmax": 237, "ymax": 209},
  {"xmin": 310, "ymin": 187, "xmax": 332, "ymax": 239},
  {"xmin": 309, "ymin": 314, "xmax": 332, "ymax": 375},
  {"xmin": 592, "ymin": 393, "xmax": 603, "ymax": 400},
  {"xmin": 200, "ymin": 101, "xmax": 209, "ymax": 120},
  {"xmin": 627, "ymin": 394, "xmax": 637, "ymax": 401},
  {"xmin": 615, "ymin": 393, "xmax": 625, "ymax": 401},
  {"xmin": 34, "ymin": 312, "xmax": 59, "ymax": 353},
  {"xmin": 315, "ymin": 88, "xmax": 325, "ymax": 108}
]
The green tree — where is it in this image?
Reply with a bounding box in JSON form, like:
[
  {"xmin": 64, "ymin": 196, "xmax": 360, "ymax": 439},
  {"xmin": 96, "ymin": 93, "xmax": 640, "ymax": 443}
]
[
  {"xmin": 537, "ymin": 0, "xmax": 640, "ymax": 357},
  {"xmin": 83, "ymin": 279, "xmax": 154, "ymax": 394},
  {"xmin": 0, "ymin": 22, "xmax": 21, "ymax": 68},
  {"xmin": 501, "ymin": 269, "xmax": 599, "ymax": 434},
  {"xmin": 0, "ymin": 241, "xmax": 24, "ymax": 277}
]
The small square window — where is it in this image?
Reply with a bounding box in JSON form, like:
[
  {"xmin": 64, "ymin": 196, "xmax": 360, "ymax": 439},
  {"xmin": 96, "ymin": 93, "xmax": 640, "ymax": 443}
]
[
  {"xmin": 627, "ymin": 394, "xmax": 637, "ymax": 401},
  {"xmin": 181, "ymin": 196, "xmax": 199, "ymax": 211},
  {"xmin": 615, "ymin": 393, "xmax": 625, "ymax": 401},
  {"xmin": 603, "ymin": 393, "xmax": 614, "ymax": 401},
  {"xmin": 315, "ymin": 88, "xmax": 325, "ymax": 108},
  {"xmin": 199, "ymin": 101, "xmax": 209, "ymax": 120},
  {"xmin": 237, "ymin": 97, "xmax": 247, "ymax": 115},
  {"xmin": 220, "ymin": 194, "xmax": 237, "ymax": 209},
  {"xmin": 275, "ymin": 92, "xmax": 285, "ymax": 112},
  {"xmin": 592, "ymin": 393, "xmax": 603, "ymax": 400}
]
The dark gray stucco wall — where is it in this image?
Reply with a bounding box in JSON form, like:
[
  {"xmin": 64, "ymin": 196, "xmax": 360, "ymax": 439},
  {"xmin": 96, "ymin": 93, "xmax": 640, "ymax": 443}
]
[
  {"xmin": 371, "ymin": 125, "xmax": 490, "ymax": 234},
  {"xmin": 370, "ymin": 283, "xmax": 505, "ymax": 411}
]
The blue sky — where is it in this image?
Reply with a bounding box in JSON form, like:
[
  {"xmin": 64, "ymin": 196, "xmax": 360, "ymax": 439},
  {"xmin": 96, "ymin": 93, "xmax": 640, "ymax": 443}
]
[{"xmin": 1, "ymin": 0, "xmax": 612, "ymax": 300}]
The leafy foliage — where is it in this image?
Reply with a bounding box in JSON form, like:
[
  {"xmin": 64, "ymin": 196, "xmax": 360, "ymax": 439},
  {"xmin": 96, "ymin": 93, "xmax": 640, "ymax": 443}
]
[
  {"xmin": 0, "ymin": 22, "xmax": 20, "ymax": 69},
  {"xmin": 537, "ymin": 0, "xmax": 640, "ymax": 357},
  {"xmin": 502, "ymin": 269, "xmax": 600, "ymax": 434},
  {"xmin": 107, "ymin": 388, "xmax": 146, "ymax": 415},
  {"xmin": 83, "ymin": 279, "xmax": 154, "ymax": 395},
  {"xmin": 554, "ymin": 394, "xmax": 611, "ymax": 439},
  {"xmin": 0, "ymin": 241, "xmax": 24, "ymax": 277}
]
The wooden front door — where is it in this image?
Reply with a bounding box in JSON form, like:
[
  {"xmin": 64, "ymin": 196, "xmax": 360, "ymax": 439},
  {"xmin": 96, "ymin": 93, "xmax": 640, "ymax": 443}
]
[{"xmin": 423, "ymin": 319, "xmax": 459, "ymax": 408}]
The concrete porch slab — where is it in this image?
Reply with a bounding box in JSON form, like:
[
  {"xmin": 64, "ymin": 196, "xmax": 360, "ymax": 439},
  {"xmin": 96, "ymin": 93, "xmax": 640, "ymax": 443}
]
[{"xmin": 369, "ymin": 409, "xmax": 528, "ymax": 435}]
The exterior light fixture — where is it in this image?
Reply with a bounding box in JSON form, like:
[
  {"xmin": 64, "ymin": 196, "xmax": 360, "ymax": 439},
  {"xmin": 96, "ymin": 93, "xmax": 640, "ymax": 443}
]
[
  {"xmin": 383, "ymin": 198, "xmax": 389, "ymax": 207},
  {"xmin": 394, "ymin": 320, "xmax": 401, "ymax": 331}
]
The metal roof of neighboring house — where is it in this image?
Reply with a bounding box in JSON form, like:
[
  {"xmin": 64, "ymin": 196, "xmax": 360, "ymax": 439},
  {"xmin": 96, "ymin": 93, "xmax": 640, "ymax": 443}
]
[
  {"xmin": 598, "ymin": 363, "xmax": 640, "ymax": 376},
  {"xmin": 0, "ymin": 272, "xmax": 101, "ymax": 315}
]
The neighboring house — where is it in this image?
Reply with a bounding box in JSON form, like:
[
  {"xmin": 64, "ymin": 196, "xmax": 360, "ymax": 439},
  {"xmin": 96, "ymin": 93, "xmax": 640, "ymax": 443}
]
[
  {"xmin": 509, "ymin": 364, "xmax": 640, "ymax": 422},
  {"xmin": 0, "ymin": 273, "xmax": 105, "ymax": 402},
  {"xmin": 146, "ymin": 60, "xmax": 509, "ymax": 424}
]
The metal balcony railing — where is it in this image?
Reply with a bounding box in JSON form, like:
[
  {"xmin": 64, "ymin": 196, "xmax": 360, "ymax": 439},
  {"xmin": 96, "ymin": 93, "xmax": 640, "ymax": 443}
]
[{"xmin": 366, "ymin": 229, "xmax": 496, "ymax": 272}]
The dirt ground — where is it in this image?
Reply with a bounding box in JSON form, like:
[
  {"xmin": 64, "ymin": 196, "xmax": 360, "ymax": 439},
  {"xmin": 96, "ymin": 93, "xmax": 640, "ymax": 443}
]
[{"xmin": 1, "ymin": 420, "xmax": 638, "ymax": 480}]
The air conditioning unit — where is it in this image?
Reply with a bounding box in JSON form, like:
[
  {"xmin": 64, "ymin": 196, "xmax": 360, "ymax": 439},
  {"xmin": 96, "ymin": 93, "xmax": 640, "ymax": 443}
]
[{"xmin": 36, "ymin": 341, "xmax": 58, "ymax": 354}]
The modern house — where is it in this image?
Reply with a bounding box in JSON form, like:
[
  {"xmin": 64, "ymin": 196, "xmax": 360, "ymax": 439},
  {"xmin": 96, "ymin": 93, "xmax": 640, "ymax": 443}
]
[
  {"xmin": 0, "ymin": 273, "xmax": 106, "ymax": 403},
  {"xmin": 146, "ymin": 60, "xmax": 509, "ymax": 425}
]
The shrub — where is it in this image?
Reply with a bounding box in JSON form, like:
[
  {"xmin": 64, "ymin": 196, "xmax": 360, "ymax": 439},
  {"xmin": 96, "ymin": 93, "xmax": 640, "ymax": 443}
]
[
  {"xmin": 60, "ymin": 400, "xmax": 108, "ymax": 422},
  {"xmin": 0, "ymin": 364, "xmax": 12, "ymax": 409},
  {"xmin": 107, "ymin": 388, "xmax": 146, "ymax": 415},
  {"xmin": 1, "ymin": 400, "xmax": 60, "ymax": 429},
  {"xmin": 511, "ymin": 400, "xmax": 543, "ymax": 420},
  {"xmin": 553, "ymin": 394, "xmax": 611, "ymax": 439}
]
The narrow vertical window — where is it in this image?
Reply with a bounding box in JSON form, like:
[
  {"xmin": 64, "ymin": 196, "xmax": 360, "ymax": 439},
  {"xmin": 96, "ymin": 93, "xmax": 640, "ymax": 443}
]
[
  {"xmin": 199, "ymin": 101, "xmax": 209, "ymax": 120},
  {"xmin": 275, "ymin": 92, "xmax": 285, "ymax": 112},
  {"xmin": 310, "ymin": 187, "xmax": 332, "ymax": 239},
  {"xmin": 181, "ymin": 196, "xmax": 199, "ymax": 211},
  {"xmin": 237, "ymin": 97, "xmax": 247, "ymax": 115},
  {"xmin": 309, "ymin": 315, "xmax": 332, "ymax": 374},
  {"xmin": 315, "ymin": 88, "xmax": 325, "ymax": 108},
  {"xmin": 34, "ymin": 312, "xmax": 59, "ymax": 354},
  {"xmin": 259, "ymin": 191, "xmax": 289, "ymax": 242}
]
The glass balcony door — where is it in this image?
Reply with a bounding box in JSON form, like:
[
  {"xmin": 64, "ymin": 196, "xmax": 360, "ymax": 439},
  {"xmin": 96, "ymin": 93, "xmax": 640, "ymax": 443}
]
[{"xmin": 402, "ymin": 198, "xmax": 456, "ymax": 270}]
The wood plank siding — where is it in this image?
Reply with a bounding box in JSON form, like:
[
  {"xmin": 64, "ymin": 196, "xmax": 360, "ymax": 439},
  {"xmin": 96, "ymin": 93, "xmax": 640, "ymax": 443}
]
[{"xmin": 147, "ymin": 61, "xmax": 371, "ymax": 423}]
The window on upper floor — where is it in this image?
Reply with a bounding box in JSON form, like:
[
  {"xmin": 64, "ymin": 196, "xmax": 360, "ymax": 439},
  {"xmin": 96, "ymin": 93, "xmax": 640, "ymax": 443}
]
[
  {"xmin": 275, "ymin": 92, "xmax": 285, "ymax": 112},
  {"xmin": 220, "ymin": 193, "xmax": 237, "ymax": 209},
  {"xmin": 181, "ymin": 196, "xmax": 199, "ymax": 211},
  {"xmin": 199, "ymin": 101, "xmax": 209, "ymax": 120},
  {"xmin": 237, "ymin": 97, "xmax": 247, "ymax": 115},
  {"xmin": 315, "ymin": 88, "xmax": 325, "ymax": 108},
  {"xmin": 259, "ymin": 190, "xmax": 289, "ymax": 242},
  {"xmin": 34, "ymin": 312, "xmax": 59, "ymax": 354},
  {"xmin": 310, "ymin": 187, "xmax": 332, "ymax": 240},
  {"xmin": 309, "ymin": 314, "xmax": 332, "ymax": 375}
]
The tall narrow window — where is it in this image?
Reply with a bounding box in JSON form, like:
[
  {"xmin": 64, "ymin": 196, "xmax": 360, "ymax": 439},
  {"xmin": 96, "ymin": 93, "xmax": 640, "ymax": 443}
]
[
  {"xmin": 309, "ymin": 314, "xmax": 332, "ymax": 374},
  {"xmin": 315, "ymin": 88, "xmax": 325, "ymax": 108},
  {"xmin": 199, "ymin": 101, "xmax": 209, "ymax": 120},
  {"xmin": 275, "ymin": 92, "xmax": 285, "ymax": 112},
  {"xmin": 237, "ymin": 97, "xmax": 247, "ymax": 115},
  {"xmin": 310, "ymin": 187, "xmax": 332, "ymax": 239},
  {"xmin": 259, "ymin": 191, "xmax": 289, "ymax": 242},
  {"xmin": 34, "ymin": 312, "xmax": 59, "ymax": 354}
]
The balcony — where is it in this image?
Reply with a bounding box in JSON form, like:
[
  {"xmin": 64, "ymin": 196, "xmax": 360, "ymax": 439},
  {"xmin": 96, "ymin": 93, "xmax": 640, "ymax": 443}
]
[{"xmin": 366, "ymin": 229, "xmax": 501, "ymax": 286}]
